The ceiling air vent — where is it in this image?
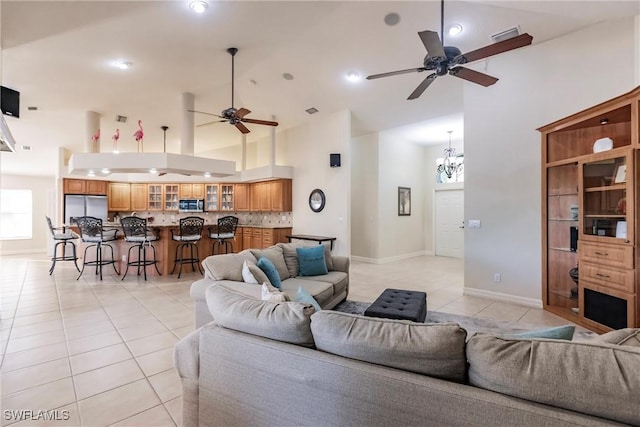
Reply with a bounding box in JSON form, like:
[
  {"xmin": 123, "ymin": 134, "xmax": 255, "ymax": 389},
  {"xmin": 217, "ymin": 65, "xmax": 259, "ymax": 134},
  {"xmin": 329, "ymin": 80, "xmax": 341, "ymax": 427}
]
[
  {"xmin": 27, "ymin": 106, "xmax": 38, "ymax": 111},
  {"xmin": 305, "ymin": 107, "xmax": 319, "ymax": 115},
  {"xmin": 115, "ymin": 115, "xmax": 127, "ymax": 123},
  {"xmin": 490, "ymin": 26, "xmax": 520, "ymax": 43}
]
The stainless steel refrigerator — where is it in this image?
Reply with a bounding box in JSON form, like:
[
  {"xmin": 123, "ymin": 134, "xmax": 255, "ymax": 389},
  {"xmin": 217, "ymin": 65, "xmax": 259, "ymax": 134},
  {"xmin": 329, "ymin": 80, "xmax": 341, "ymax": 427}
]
[{"xmin": 64, "ymin": 195, "xmax": 108, "ymax": 224}]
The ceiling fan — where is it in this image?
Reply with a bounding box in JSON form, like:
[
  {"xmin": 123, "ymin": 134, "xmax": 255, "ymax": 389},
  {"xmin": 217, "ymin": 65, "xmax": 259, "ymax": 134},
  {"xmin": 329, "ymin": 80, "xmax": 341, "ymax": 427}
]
[
  {"xmin": 190, "ymin": 47, "xmax": 279, "ymax": 134},
  {"xmin": 367, "ymin": 0, "xmax": 533, "ymax": 100}
]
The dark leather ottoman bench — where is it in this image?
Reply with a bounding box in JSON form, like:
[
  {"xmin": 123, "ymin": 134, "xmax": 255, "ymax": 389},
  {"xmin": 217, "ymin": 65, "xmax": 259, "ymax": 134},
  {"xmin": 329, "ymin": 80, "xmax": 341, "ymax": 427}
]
[{"xmin": 364, "ymin": 288, "xmax": 427, "ymax": 322}]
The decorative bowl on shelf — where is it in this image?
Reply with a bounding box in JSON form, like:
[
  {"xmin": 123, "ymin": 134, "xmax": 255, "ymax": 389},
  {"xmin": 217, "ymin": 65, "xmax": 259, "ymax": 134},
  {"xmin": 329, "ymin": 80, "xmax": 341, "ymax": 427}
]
[{"xmin": 593, "ymin": 137, "xmax": 613, "ymax": 153}]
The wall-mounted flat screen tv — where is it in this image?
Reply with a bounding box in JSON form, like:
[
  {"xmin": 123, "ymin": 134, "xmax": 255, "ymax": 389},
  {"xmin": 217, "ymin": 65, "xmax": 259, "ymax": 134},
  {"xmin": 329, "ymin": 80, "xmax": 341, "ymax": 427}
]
[{"xmin": 1, "ymin": 86, "xmax": 20, "ymax": 118}]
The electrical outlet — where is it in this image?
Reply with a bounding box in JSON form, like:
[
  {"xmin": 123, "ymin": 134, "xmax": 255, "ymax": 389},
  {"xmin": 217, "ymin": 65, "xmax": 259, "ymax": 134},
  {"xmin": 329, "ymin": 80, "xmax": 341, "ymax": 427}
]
[
  {"xmin": 494, "ymin": 273, "xmax": 501, "ymax": 283},
  {"xmin": 121, "ymin": 255, "xmax": 127, "ymax": 262}
]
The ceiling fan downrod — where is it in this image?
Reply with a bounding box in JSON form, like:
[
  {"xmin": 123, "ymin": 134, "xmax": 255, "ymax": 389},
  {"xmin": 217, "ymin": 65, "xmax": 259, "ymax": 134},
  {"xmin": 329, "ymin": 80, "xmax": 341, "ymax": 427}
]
[{"xmin": 227, "ymin": 47, "xmax": 238, "ymax": 110}]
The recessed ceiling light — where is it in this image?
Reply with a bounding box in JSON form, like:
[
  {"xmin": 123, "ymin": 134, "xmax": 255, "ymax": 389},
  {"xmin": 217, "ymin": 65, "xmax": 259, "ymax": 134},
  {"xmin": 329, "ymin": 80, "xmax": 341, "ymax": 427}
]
[
  {"xmin": 346, "ymin": 71, "xmax": 361, "ymax": 82},
  {"xmin": 113, "ymin": 150, "xmax": 120, "ymax": 154},
  {"xmin": 447, "ymin": 24, "xmax": 463, "ymax": 37},
  {"xmin": 600, "ymin": 118, "xmax": 609, "ymax": 125},
  {"xmin": 87, "ymin": 170, "xmax": 95, "ymax": 177},
  {"xmin": 117, "ymin": 61, "xmax": 133, "ymax": 70},
  {"xmin": 101, "ymin": 168, "xmax": 110, "ymax": 174},
  {"xmin": 204, "ymin": 172, "xmax": 211, "ymax": 178},
  {"xmin": 282, "ymin": 73, "xmax": 294, "ymax": 81},
  {"xmin": 384, "ymin": 12, "xmax": 400, "ymax": 26},
  {"xmin": 149, "ymin": 168, "xmax": 158, "ymax": 174},
  {"xmin": 189, "ymin": 0, "xmax": 208, "ymax": 13}
]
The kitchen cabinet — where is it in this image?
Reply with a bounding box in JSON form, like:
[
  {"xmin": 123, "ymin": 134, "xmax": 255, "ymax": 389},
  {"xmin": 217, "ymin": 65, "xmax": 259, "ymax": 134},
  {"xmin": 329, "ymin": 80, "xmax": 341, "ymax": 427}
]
[
  {"xmin": 242, "ymin": 227, "xmax": 293, "ymax": 249},
  {"xmin": 180, "ymin": 183, "xmax": 205, "ymax": 199},
  {"xmin": 63, "ymin": 179, "xmax": 87, "ymax": 194},
  {"xmin": 205, "ymin": 184, "xmax": 219, "ymax": 211},
  {"xmin": 233, "ymin": 227, "xmax": 243, "ymax": 253},
  {"xmin": 130, "ymin": 183, "xmax": 148, "ymax": 211},
  {"xmin": 86, "ymin": 180, "xmax": 107, "ymax": 195},
  {"xmin": 250, "ymin": 182, "xmax": 270, "ymax": 211},
  {"xmin": 164, "ymin": 184, "xmax": 179, "ymax": 211},
  {"xmin": 220, "ymin": 185, "xmax": 234, "ymax": 211},
  {"xmin": 270, "ymin": 179, "xmax": 292, "ymax": 212},
  {"xmin": 148, "ymin": 184, "xmax": 163, "ymax": 211},
  {"xmin": 108, "ymin": 183, "xmax": 131, "ymax": 211},
  {"xmin": 234, "ymin": 184, "xmax": 250, "ymax": 211}
]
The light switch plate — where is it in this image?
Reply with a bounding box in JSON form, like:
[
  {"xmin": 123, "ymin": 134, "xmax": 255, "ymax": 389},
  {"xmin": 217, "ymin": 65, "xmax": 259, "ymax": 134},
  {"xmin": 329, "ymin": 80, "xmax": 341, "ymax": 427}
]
[{"xmin": 468, "ymin": 219, "xmax": 481, "ymax": 229}]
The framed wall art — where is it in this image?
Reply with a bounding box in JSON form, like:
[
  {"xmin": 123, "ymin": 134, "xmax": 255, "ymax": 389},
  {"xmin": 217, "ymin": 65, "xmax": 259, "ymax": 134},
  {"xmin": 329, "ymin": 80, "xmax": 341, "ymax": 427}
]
[{"xmin": 398, "ymin": 187, "xmax": 411, "ymax": 216}]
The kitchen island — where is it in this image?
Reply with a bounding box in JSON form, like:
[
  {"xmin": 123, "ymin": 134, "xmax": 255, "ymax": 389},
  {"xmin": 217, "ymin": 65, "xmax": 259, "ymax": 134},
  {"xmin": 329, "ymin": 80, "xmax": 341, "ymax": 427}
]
[{"xmin": 77, "ymin": 223, "xmax": 292, "ymax": 277}]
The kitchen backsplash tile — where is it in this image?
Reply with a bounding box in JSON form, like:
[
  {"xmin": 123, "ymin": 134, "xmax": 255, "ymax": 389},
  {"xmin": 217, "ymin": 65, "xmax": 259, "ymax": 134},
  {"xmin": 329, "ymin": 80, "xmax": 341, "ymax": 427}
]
[{"xmin": 110, "ymin": 211, "xmax": 292, "ymax": 227}]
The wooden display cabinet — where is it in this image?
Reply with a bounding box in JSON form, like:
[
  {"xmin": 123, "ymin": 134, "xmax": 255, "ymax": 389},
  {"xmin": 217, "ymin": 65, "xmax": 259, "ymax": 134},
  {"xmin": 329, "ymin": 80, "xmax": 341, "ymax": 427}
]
[
  {"xmin": 539, "ymin": 86, "xmax": 639, "ymax": 332},
  {"xmin": 205, "ymin": 184, "xmax": 219, "ymax": 211},
  {"xmin": 148, "ymin": 184, "xmax": 163, "ymax": 211},
  {"xmin": 220, "ymin": 185, "xmax": 234, "ymax": 211},
  {"xmin": 164, "ymin": 184, "xmax": 179, "ymax": 211}
]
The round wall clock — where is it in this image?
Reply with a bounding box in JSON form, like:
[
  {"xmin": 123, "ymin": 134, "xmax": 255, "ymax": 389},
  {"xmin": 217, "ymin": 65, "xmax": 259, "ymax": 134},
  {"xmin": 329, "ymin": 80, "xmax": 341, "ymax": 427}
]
[{"xmin": 309, "ymin": 189, "xmax": 326, "ymax": 212}]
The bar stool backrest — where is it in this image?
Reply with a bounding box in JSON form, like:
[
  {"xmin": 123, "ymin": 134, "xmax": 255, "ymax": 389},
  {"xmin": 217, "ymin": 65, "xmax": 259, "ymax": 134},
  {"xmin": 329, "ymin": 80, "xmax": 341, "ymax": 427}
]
[
  {"xmin": 46, "ymin": 216, "xmax": 57, "ymax": 237},
  {"xmin": 76, "ymin": 216, "xmax": 104, "ymax": 241},
  {"xmin": 180, "ymin": 216, "xmax": 204, "ymax": 238},
  {"xmin": 121, "ymin": 216, "xmax": 147, "ymax": 240},
  {"xmin": 218, "ymin": 215, "xmax": 239, "ymax": 236}
]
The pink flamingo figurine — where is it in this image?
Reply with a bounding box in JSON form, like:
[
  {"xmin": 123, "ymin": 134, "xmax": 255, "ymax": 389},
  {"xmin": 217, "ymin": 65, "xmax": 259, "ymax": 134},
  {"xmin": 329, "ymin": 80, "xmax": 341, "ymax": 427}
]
[
  {"xmin": 91, "ymin": 128, "xmax": 100, "ymax": 149},
  {"xmin": 112, "ymin": 129, "xmax": 120, "ymax": 153},
  {"xmin": 133, "ymin": 120, "xmax": 144, "ymax": 152}
]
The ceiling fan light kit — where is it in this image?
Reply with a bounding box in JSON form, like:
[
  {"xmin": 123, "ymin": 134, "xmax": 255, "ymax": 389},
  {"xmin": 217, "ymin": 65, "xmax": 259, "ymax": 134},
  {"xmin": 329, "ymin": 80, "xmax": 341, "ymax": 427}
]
[
  {"xmin": 367, "ymin": 0, "xmax": 533, "ymax": 100},
  {"xmin": 189, "ymin": 0, "xmax": 208, "ymax": 13},
  {"xmin": 191, "ymin": 47, "xmax": 278, "ymax": 134}
]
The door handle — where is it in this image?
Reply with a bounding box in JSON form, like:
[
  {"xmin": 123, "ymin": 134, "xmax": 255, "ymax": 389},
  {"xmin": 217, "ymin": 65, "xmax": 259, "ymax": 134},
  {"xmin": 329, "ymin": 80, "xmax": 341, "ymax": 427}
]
[{"xmin": 459, "ymin": 225, "xmax": 465, "ymax": 228}]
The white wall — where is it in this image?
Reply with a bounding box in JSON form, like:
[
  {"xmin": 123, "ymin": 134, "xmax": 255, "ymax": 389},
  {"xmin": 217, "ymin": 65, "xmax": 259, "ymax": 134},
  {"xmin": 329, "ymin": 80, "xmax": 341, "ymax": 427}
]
[
  {"xmin": 276, "ymin": 110, "xmax": 351, "ymax": 257},
  {"xmin": 351, "ymin": 132, "xmax": 379, "ymax": 259},
  {"xmin": 464, "ymin": 17, "xmax": 637, "ymax": 303},
  {"xmin": 376, "ymin": 131, "xmax": 427, "ymax": 260},
  {"xmin": 0, "ymin": 174, "xmax": 55, "ymax": 255}
]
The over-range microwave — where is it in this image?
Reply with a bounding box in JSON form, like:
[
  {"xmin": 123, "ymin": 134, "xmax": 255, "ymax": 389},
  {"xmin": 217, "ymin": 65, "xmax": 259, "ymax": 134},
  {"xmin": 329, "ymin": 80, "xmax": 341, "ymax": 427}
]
[{"xmin": 179, "ymin": 199, "xmax": 205, "ymax": 213}]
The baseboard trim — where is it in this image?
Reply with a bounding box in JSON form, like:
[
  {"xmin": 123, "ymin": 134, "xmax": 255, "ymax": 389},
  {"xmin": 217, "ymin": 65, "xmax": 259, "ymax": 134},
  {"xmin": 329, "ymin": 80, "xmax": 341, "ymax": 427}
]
[
  {"xmin": 463, "ymin": 288, "xmax": 543, "ymax": 309},
  {"xmin": 0, "ymin": 249, "xmax": 47, "ymax": 256},
  {"xmin": 351, "ymin": 250, "xmax": 432, "ymax": 264}
]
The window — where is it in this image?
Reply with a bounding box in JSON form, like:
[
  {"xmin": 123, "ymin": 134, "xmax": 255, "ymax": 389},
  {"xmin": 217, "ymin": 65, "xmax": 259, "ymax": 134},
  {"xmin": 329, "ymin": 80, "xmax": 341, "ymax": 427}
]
[{"xmin": 0, "ymin": 189, "xmax": 33, "ymax": 240}]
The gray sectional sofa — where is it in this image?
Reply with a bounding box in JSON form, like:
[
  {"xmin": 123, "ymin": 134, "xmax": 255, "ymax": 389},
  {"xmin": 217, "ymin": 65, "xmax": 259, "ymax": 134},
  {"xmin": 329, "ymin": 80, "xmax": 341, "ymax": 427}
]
[
  {"xmin": 176, "ymin": 284, "xmax": 640, "ymax": 427},
  {"xmin": 190, "ymin": 242, "xmax": 350, "ymax": 328}
]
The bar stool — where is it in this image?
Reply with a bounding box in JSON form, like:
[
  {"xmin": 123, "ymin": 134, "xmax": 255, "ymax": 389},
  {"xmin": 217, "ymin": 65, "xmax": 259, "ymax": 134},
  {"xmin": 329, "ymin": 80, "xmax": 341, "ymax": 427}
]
[
  {"xmin": 120, "ymin": 216, "xmax": 161, "ymax": 281},
  {"xmin": 76, "ymin": 216, "xmax": 120, "ymax": 280},
  {"xmin": 46, "ymin": 216, "xmax": 80, "ymax": 275},
  {"xmin": 170, "ymin": 216, "xmax": 204, "ymax": 279},
  {"xmin": 209, "ymin": 215, "xmax": 239, "ymax": 255}
]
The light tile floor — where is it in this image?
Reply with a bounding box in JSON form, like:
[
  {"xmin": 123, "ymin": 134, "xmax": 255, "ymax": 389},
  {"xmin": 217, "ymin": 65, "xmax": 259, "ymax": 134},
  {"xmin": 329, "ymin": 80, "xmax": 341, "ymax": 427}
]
[{"xmin": 0, "ymin": 253, "xmax": 578, "ymax": 426}]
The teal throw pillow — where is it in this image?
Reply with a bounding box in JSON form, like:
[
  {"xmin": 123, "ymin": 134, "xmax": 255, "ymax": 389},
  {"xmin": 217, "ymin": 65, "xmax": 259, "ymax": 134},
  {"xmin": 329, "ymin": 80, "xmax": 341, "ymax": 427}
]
[
  {"xmin": 295, "ymin": 286, "xmax": 322, "ymax": 312},
  {"xmin": 296, "ymin": 245, "xmax": 328, "ymax": 276},
  {"xmin": 511, "ymin": 325, "xmax": 575, "ymax": 341},
  {"xmin": 257, "ymin": 257, "xmax": 282, "ymax": 289}
]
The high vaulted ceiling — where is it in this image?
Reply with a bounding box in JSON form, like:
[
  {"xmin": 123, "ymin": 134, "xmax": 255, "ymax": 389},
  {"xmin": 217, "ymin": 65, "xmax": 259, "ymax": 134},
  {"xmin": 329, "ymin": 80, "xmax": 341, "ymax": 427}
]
[{"xmin": 1, "ymin": 0, "xmax": 638, "ymax": 176}]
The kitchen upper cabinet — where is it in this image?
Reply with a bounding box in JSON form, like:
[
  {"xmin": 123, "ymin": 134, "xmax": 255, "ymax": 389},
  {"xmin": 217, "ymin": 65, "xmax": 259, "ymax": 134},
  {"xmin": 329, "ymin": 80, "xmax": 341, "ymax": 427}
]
[
  {"xmin": 63, "ymin": 179, "xmax": 87, "ymax": 194},
  {"xmin": 108, "ymin": 183, "xmax": 131, "ymax": 211},
  {"xmin": 130, "ymin": 183, "xmax": 148, "ymax": 211},
  {"xmin": 86, "ymin": 180, "xmax": 107, "ymax": 195},
  {"xmin": 179, "ymin": 183, "xmax": 205, "ymax": 199},
  {"xmin": 148, "ymin": 184, "xmax": 163, "ymax": 211},
  {"xmin": 164, "ymin": 184, "xmax": 179, "ymax": 211},
  {"xmin": 250, "ymin": 182, "xmax": 271, "ymax": 211},
  {"xmin": 234, "ymin": 184, "xmax": 250, "ymax": 211},
  {"xmin": 271, "ymin": 179, "xmax": 292, "ymax": 212}
]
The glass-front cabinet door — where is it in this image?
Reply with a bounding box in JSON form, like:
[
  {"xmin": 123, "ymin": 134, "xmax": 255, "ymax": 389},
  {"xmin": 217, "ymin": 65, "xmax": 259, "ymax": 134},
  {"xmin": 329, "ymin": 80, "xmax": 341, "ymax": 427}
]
[
  {"xmin": 580, "ymin": 150, "xmax": 634, "ymax": 245},
  {"xmin": 205, "ymin": 184, "xmax": 219, "ymax": 211}
]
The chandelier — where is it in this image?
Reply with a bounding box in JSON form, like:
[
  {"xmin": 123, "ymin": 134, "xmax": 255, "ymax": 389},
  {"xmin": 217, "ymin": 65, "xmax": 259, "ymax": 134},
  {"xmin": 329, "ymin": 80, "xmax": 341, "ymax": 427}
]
[{"xmin": 437, "ymin": 130, "xmax": 463, "ymax": 179}]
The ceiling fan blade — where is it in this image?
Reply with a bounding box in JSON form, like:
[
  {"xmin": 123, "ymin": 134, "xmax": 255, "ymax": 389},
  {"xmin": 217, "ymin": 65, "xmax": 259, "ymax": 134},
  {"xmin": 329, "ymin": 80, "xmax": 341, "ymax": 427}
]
[
  {"xmin": 243, "ymin": 118, "xmax": 279, "ymax": 127},
  {"xmin": 366, "ymin": 68, "xmax": 426, "ymax": 80},
  {"xmin": 188, "ymin": 109, "xmax": 224, "ymax": 118},
  {"xmin": 418, "ymin": 30, "xmax": 446, "ymax": 60},
  {"xmin": 449, "ymin": 67, "xmax": 498, "ymax": 87},
  {"xmin": 407, "ymin": 73, "xmax": 438, "ymax": 100},
  {"xmin": 235, "ymin": 108, "xmax": 251, "ymax": 119},
  {"xmin": 235, "ymin": 122, "xmax": 250, "ymax": 134},
  {"xmin": 196, "ymin": 119, "xmax": 227, "ymax": 128},
  {"xmin": 457, "ymin": 33, "xmax": 533, "ymax": 64}
]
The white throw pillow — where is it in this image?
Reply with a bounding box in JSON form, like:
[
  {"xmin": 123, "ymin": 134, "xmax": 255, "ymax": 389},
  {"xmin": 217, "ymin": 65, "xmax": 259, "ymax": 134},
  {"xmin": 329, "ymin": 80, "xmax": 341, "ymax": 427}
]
[
  {"xmin": 242, "ymin": 260, "xmax": 259, "ymax": 284},
  {"xmin": 261, "ymin": 282, "xmax": 289, "ymax": 302}
]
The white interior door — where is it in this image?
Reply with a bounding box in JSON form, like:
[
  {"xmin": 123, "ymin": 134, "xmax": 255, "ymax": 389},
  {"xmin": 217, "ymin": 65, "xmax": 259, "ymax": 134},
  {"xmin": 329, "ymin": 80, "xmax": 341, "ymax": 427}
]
[{"xmin": 435, "ymin": 189, "xmax": 464, "ymax": 258}]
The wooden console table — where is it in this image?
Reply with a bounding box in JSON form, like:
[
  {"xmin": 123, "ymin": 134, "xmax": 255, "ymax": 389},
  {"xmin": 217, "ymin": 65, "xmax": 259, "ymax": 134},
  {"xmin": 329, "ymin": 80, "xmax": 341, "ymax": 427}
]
[{"xmin": 286, "ymin": 234, "xmax": 336, "ymax": 250}]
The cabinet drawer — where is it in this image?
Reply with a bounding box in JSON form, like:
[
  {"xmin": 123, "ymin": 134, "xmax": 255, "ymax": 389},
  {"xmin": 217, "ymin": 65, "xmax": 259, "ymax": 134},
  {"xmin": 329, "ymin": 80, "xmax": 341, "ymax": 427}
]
[
  {"xmin": 580, "ymin": 262, "xmax": 635, "ymax": 294},
  {"xmin": 579, "ymin": 242, "xmax": 633, "ymax": 269}
]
